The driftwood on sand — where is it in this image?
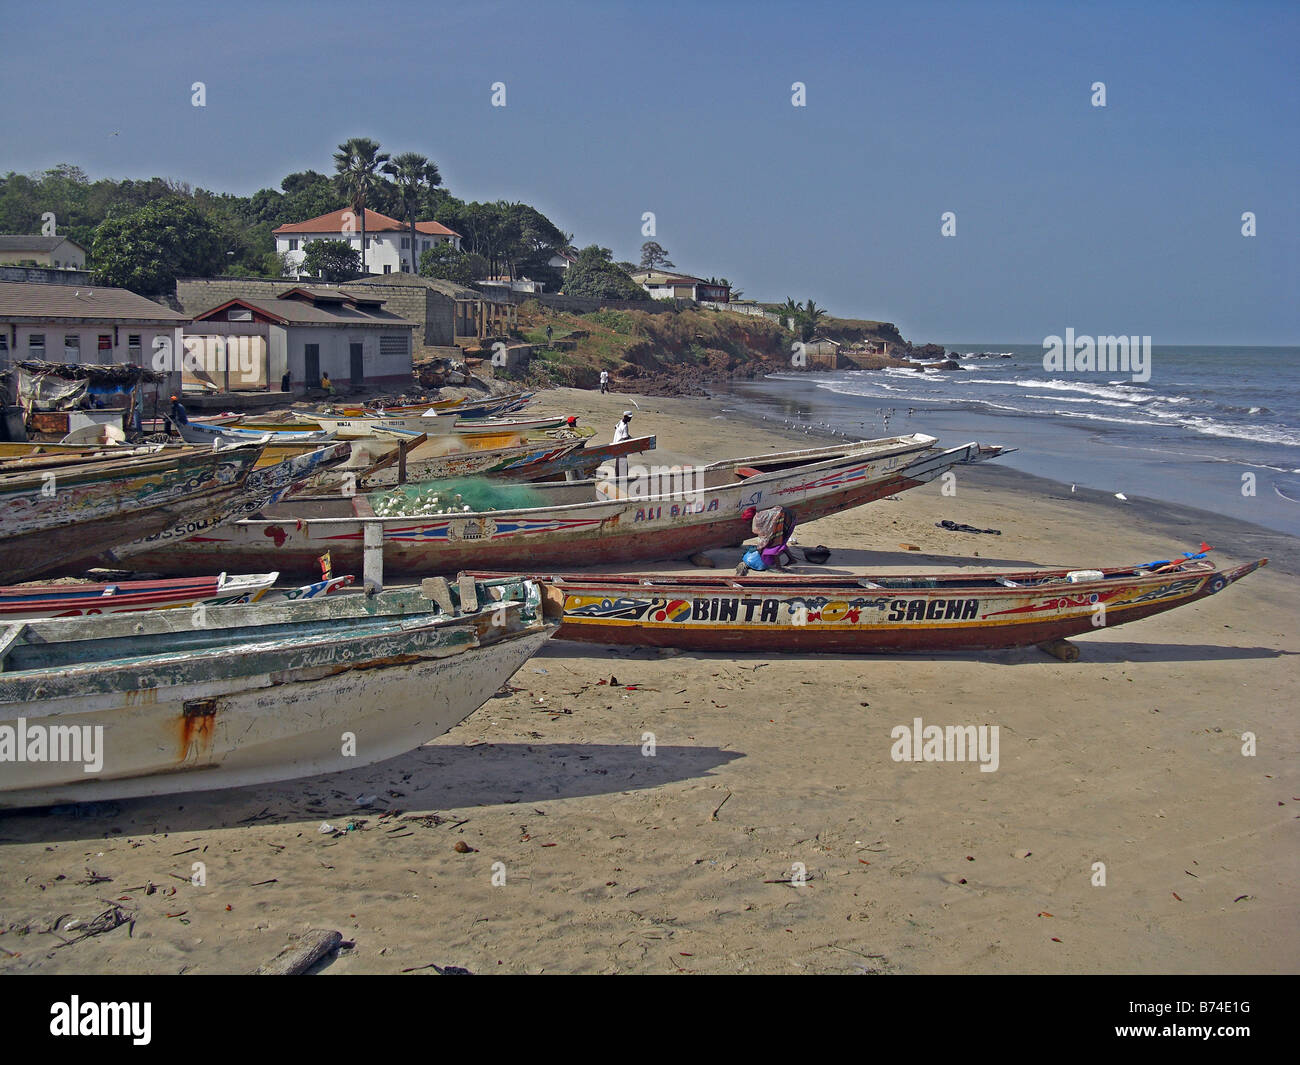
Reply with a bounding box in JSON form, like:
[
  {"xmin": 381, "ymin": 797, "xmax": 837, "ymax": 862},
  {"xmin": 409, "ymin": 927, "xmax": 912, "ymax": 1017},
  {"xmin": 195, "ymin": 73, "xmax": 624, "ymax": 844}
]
[{"xmin": 254, "ymin": 929, "xmax": 343, "ymax": 975}]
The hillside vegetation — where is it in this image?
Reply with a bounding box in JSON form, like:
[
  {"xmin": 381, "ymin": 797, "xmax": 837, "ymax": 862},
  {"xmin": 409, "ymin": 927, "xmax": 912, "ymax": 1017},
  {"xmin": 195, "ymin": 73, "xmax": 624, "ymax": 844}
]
[{"xmin": 505, "ymin": 303, "xmax": 922, "ymax": 395}]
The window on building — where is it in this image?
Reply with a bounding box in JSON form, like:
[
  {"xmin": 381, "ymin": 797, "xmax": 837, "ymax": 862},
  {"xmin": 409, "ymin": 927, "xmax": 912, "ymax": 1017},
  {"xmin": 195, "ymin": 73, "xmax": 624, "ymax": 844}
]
[
  {"xmin": 379, "ymin": 334, "xmax": 409, "ymax": 356},
  {"xmin": 383, "ymin": 264, "xmax": 392, "ymax": 274},
  {"xmin": 423, "ymin": 240, "xmax": 431, "ymax": 252},
  {"xmin": 289, "ymin": 239, "xmax": 299, "ymax": 251},
  {"xmin": 228, "ymin": 309, "xmax": 253, "ymax": 321},
  {"xmin": 98, "ymin": 334, "xmax": 112, "ymax": 353},
  {"xmin": 128, "ymin": 334, "xmax": 141, "ymax": 358},
  {"xmin": 64, "ymin": 335, "xmax": 80, "ymax": 359},
  {"xmin": 400, "ymin": 237, "xmax": 410, "ymax": 249},
  {"xmin": 28, "ymin": 334, "xmax": 45, "ymax": 358}
]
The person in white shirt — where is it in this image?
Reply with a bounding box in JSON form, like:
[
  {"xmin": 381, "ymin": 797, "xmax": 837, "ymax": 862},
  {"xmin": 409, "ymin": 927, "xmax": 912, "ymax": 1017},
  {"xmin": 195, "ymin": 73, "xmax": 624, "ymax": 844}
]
[
  {"xmin": 612, "ymin": 410, "xmax": 633, "ymax": 443},
  {"xmin": 599, "ymin": 370, "xmax": 609, "ymax": 393}
]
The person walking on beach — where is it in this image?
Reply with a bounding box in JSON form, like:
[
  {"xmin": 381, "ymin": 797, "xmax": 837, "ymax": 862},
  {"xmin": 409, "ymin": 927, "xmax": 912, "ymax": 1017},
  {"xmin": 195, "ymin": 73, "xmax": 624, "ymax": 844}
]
[
  {"xmin": 612, "ymin": 410, "xmax": 633, "ymax": 443},
  {"xmin": 599, "ymin": 369, "xmax": 609, "ymax": 394},
  {"xmin": 735, "ymin": 504, "xmax": 797, "ymax": 575}
]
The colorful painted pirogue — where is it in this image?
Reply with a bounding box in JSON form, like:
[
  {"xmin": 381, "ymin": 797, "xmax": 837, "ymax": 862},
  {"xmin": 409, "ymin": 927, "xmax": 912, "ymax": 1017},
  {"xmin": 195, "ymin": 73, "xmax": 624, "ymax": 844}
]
[
  {"xmin": 95, "ymin": 441, "xmax": 352, "ymax": 567},
  {"xmin": 114, "ymin": 435, "xmax": 1005, "ymax": 579},
  {"xmin": 512, "ymin": 557, "xmax": 1266, "ymax": 653},
  {"xmin": 340, "ymin": 432, "xmax": 654, "ymax": 487},
  {"xmin": 0, "ymin": 575, "xmax": 551, "ymax": 808},
  {"xmin": 0, "ymin": 442, "xmax": 265, "ymax": 583},
  {"xmin": 329, "ymin": 391, "xmax": 534, "ymax": 419},
  {"xmin": 0, "ymin": 573, "xmax": 355, "ymax": 621},
  {"xmin": 173, "ymin": 419, "xmax": 338, "ymax": 445}
]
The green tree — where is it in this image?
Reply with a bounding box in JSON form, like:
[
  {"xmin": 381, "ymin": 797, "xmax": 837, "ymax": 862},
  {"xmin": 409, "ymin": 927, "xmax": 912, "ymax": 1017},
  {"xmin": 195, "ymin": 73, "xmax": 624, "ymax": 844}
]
[
  {"xmin": 301, "ymin": 239, "xmax": 360, "ymax": 282},
  {"xmin": 333, "ymin": 137, "xmax": 390, "ymax": 274},
  {"xmin": 802, "ymin": 298, "xmax": 827, "ymax": 340},
  {"xmin": 419, "ymin": 242, "xmax": 475, "ymax": 286},
  {"xmin": 90, "ymin": 199, "xmax": 225, "ymax": 294},
  {"xmin": 639, "ymin": 241, "xmax": 674, "ymax": 270},
  {"xmin": 382, "ymin": 152, "xmax": 441, "ymax": 273},
  {"xmin": 563, "ymin": 245, "xmax": 649, "ymax": 301}
]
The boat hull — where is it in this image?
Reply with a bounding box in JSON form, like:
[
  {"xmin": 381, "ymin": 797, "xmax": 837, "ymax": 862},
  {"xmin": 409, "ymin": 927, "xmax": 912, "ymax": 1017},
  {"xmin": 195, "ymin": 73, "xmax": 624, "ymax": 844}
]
[
  {"xmin": 0, "ymin": 573, "xmax": 279, "ymax": 620},
  {"xmin": 0, "ymin": 582, "xmax": 550, "ymax": 807},
  {"xmin": 352, "ymin": 434, "xmax": 656, "ymax": 488},
  {"xmin": 0, "ymin": 444, "xmax": 264, "ymax": 583},
  {"xmin": 529, "ymin": 560, "xmax": 1266, "ymax": 653},
  {"xmin": 119, "ymin": 437, "xmax": 999, "ymax": 578}
]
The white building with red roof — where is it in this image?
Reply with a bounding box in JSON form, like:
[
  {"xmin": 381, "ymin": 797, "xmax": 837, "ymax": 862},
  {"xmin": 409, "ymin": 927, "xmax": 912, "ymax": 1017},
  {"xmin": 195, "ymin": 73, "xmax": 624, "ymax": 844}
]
[{"xmin": 273, "ymin": 208, "xmax": 462, "ymax": 278}]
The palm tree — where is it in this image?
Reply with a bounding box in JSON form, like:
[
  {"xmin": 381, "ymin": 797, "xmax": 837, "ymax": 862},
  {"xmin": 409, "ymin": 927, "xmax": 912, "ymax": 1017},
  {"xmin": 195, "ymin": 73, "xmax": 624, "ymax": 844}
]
[
  {"xmin": 795, "ymin": 300, "xmax": 826, "ymax": 340},
  {"xmin": 333, "ymin": 137, "xmax": 390, "ymax": 275},
  {"xmin": 382, "ymin": 152, "xmax": 442, "ymax": 273}
]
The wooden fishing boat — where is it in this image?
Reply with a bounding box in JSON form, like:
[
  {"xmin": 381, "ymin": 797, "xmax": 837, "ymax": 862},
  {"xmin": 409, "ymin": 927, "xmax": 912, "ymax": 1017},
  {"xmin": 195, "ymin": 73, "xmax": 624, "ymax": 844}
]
[
  {"xmin": 0, "ymin": 442, "xmax": 266, "ymax": 584},
  {"xmin": 175, "ymin": 419, "xmax": 337, "ymax": 445},
  {"xmin": 290, "ymin": 411, "xmax": 570, "ymax": 440},
  {"xmin": 0, "ymin": 438, "xmax": 349, "ymax": 471},
  {"xmin": 336, "ymin": 432, "xmax": 651, "ymax": 488},
  {"xmin": 330, "ymin": 391, "xmax": 533, "ymax": 420},
  {"xmin": 0, "ymin": 575, "xmax": 552, "ymax": 808},
  {"xmin": 0, "ymin": 573, "xmax": 281, "ymax": 620},
  {"xmin": 118, "ymin": 435, "xmax": 1005, "ymax": 579},
  {"xmin": 454, "ymin": 414, "xmax": 568, "ymax": 434},
  {"xmin": 515, "ymin": 558, "xmax": 1267, "ymax": 653},
  {"xmin": 93, "ymin": 441, "xmax": 352, "ymax": 567},
  {"xmin": 0, "ymin": 573, "xmax": 355, "ymax": 621}
]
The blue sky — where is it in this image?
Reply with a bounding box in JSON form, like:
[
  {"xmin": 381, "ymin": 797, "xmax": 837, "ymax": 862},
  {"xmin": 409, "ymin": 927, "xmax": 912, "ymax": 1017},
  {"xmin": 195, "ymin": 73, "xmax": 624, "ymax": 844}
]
[{"xmin": 1, "ymin": 0, "xmax": 1295, "ymax": 344}]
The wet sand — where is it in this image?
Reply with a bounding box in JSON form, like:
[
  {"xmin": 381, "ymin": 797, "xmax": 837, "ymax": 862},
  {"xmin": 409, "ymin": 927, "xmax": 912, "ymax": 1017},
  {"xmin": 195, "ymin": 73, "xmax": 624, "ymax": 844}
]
[{"xmin": 1, "ymin": 387, "xmax": 1296, "ymax": 974}]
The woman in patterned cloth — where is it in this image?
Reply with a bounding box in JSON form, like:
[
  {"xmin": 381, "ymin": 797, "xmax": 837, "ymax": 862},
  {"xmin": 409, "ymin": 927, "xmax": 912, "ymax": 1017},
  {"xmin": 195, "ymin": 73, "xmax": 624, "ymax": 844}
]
[{"xmin": 736, "ymin": 505, "xmax": 797, "ymax": 575}]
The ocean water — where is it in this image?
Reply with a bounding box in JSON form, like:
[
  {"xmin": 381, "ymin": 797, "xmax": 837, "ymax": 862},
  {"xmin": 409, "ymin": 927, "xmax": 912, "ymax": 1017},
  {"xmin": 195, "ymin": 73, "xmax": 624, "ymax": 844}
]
[{"xmin": 716, "ymin": 345, "xmax": 1300, "ymax": 538}]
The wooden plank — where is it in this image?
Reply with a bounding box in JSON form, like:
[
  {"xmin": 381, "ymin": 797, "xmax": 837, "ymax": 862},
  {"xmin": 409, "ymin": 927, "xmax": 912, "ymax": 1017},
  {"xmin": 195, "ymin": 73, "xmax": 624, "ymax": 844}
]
[
  {"xmin": 420, "ymin": 577, "xmax": 455, "ymax": 615},
  {"xmin": 457, "ymin": 574, "xmax": 479, "ymax": 614}
]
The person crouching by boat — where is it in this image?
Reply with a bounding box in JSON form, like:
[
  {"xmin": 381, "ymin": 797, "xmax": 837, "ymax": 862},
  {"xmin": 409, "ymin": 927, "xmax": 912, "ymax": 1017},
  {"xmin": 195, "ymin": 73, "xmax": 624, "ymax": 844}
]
[
  {"xmin": 321, "ymin": 372, "xmax": 336, "ymax": 396},
  {"xmin": 736, "ymin": 505, "xmax": 797, "ymax": 575},
  {"xmin": 169, "ymin": 394, "xmax": 189, "ymax": 426}
]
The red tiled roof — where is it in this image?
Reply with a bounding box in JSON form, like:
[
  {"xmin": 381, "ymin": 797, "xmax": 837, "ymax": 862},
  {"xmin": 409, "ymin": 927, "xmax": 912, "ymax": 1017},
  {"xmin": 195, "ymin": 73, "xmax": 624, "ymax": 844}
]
[
  {"xmin": 413, "ymin": 220, "xmax": 460, "ymax": 237},
  {"xmin": 273, "ymin": 208, "xmax": 461, "ymax": 239}
]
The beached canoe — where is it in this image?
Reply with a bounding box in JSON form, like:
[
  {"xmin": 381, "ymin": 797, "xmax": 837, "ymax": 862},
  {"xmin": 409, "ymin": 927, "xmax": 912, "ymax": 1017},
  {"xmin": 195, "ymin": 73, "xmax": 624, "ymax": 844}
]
[
  {"xmin": 91, "ymin": 441, "xmax": 352, "ymax": 568},
  {"xmin": 175, "ymin": 419, "xmax": 337, "ymax": 445},
  {"xmin": 0, "ymin": 573, "xmax": 356, "ymax": 621},
  {"xmin": 328, "ymin": 392, "xmax": 533, "ymax": 419},
  {"xmin": 0, "ymin": 575, "xmax": 552, "ymax": 808},
  {"xmin": 0, "ymin": 438, "xmax": 347, "ymax": 471},
  {"xmin": 0, "ymin": 573, "xmax": 280, "ymax": 620},
  {"xmin": 0, "ymin": 442, "xmax": 266, "ymax": 584},
  {"xmin": 515, "ymin": 558, "xmax": 1267, "ymax": 653},
  {"xmin": 117, "ymin": 435, "xmax": 1005, "ymax": 579},
  {"xmin": 336, "ymin": 432, "xmax": 654, "ymax": 488}
]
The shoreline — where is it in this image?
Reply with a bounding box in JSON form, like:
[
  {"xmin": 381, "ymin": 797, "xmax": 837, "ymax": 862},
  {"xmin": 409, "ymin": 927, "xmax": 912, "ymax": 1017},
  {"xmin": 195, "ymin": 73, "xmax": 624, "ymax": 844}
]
[{"xmin": 556, "ymin": 385, "xmax": 1299, "ymax": 576}]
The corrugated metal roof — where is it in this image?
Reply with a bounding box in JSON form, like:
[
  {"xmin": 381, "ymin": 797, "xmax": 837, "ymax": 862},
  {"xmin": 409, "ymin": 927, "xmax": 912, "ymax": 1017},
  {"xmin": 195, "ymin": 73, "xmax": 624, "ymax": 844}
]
[
  {"xmin": 0, "ymin": 281, "xmax": 186, "ymax": 322},
  {"xmin": 192, "ymin": 296, "xmax": 415, "ymax": 328},
  {"xmin": 0, "ymin": 235, "xmax": 87, "ymax": 253}
]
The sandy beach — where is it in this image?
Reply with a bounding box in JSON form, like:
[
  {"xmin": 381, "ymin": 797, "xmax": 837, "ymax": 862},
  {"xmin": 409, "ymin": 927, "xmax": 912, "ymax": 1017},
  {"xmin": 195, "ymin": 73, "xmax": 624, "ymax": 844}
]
[{"xmin": 1, "ymin": 386, "xmax": 1296, "ymax": 975}]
